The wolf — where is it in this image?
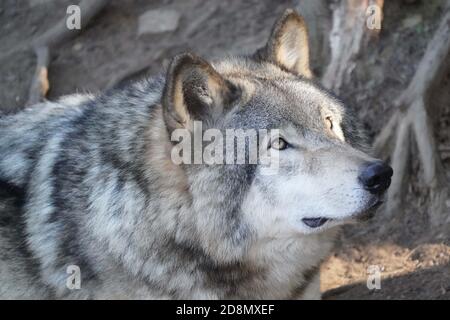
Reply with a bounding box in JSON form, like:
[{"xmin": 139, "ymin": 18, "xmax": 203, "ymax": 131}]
[{"xmin": 0, "ymin": 9, "xmax": 392, "ymax": 299}]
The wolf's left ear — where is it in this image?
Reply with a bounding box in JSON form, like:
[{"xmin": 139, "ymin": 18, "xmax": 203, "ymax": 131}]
[
  {"xmin": 255, "ymin": 9, "xmax": 312, "ymax": 78},
  {"xmin": 162, "ymin": 53, "xmax": 240, "ymax": 131}
]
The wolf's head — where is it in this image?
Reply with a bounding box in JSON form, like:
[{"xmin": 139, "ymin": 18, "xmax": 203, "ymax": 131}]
[{"xmin": 161, "ymin": 9, "xmax": 392, "ymax": 261}]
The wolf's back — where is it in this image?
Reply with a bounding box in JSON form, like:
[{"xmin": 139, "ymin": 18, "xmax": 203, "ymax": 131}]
[{"xmin": 0, "ymin": 100, "xmax": 85, "ymax": 189}]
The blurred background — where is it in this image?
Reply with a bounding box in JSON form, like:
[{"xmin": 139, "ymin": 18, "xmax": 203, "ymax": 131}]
[{"xmin": 0, "ymin": 0, "xmax": 449, "ymax": 299}]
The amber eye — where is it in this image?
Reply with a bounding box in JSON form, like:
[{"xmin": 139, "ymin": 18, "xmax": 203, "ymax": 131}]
[
  {"xmin": 270, "ymin": 138, "xmax": 288, "ymax": 150},
  {"xmin": 325, "ymin": 116, "xmax": 333, "ymax": 130}
]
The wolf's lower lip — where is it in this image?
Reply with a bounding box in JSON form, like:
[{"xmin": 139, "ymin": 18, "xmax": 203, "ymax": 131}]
[{"xmin": 302, "ymin": 217, "xmax": 329, "ymax": 228}]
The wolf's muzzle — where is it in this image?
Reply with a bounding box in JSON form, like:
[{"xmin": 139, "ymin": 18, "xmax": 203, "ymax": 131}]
[{"xmin": 359, "ymin": 161, "xmax": 393, "ymax": 195}]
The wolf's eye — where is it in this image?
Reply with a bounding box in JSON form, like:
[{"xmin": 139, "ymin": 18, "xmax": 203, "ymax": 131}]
[
  {"xmin": 325, "ymin": 116, "xmax": 333, "ymax": 130},
  {"xmin": 270, "ymin": 138, "xmax": 288, "ymax": 150}
]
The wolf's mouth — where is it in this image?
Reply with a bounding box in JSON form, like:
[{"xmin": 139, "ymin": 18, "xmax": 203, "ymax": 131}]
[
  {"xmin": 301, "ymin": 217, "xmax": 330, "ymax": 228},
  {"xmin": 301, "ymin": 198, "xmax": 386, "ymax": 229}
]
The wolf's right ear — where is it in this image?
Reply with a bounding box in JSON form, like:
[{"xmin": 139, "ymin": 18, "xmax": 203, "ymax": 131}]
[
  {"xmin": 162, "ymin": 53, "xmax": 240, "ymax": 131},
  {"xmin": 255, "ymin": 9, "xmax": 312, "ymax": 78}
]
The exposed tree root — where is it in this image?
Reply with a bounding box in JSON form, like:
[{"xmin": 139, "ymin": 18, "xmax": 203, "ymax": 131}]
[
  {"xmin": 373, "ymin": 7, "xmax": 450, "ymax": 223},
  {"xmin": 27, "ymin": 0, "xmax": 108, "ymax": 106}
]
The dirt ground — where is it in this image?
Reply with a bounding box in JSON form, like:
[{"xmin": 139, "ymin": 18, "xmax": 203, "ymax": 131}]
[{"xmin": 0, "ymin": 0, "xmax": 449, "ymax": 299}]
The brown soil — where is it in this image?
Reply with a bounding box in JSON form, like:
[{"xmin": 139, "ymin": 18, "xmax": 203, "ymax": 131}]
[{"xmin": 0, "ymin": 0, "xmax": 449, "ymax": 299}]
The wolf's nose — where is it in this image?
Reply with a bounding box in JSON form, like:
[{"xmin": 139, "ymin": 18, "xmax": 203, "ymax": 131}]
[{"xmin": 359, "ymin": 161, "xmax": 393, "ymax": 195}]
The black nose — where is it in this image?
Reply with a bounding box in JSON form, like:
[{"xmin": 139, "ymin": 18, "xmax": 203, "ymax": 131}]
[{"xmin": 358, "ymin": 161, "xmax": 393, "ymax": 195}]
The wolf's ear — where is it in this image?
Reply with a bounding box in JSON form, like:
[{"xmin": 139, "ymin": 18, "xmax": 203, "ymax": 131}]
[
  {"xmin": 255, "ymin": 9, "xmax": 312, "ymax": 78},
  {"xmin": 162, "ymin": 53, "xmax": 240, "ymax": 130}
]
